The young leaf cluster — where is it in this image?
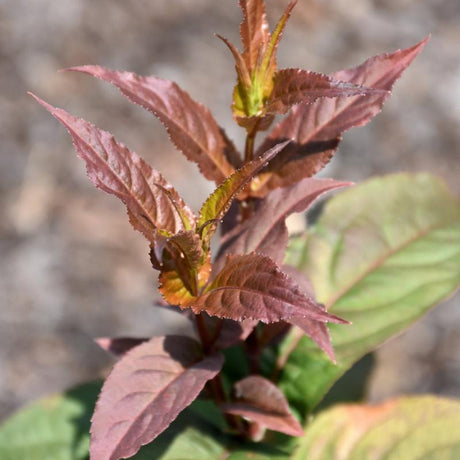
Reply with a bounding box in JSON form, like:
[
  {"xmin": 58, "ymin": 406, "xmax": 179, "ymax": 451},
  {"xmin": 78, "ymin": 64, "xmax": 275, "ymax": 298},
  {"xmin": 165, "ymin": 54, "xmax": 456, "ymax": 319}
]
[{"xmin": 31, "ymin": 0, "xmax": 429, "ymax": 458}]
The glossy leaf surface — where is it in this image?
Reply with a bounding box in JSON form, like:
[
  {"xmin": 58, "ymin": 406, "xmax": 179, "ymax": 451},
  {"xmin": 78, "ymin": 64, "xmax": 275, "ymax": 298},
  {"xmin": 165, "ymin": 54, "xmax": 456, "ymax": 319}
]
[
  {"xmin": 31, "ymin": 94, "xmax": 194, "ymax": 241},
  {"xmin": 280, "ymin": 173, "xmax": 460, "ymax": 416},
  {"xmin": 293, "ymin": 396, "xmax": 460, "ymax": 460},
  {"xmin": 67, "ymin": 66, "xmax": 239, "ymax": 183},
  {"xmin": 90, "ymin": 336, "xmax": 224, "ymax": 460}
]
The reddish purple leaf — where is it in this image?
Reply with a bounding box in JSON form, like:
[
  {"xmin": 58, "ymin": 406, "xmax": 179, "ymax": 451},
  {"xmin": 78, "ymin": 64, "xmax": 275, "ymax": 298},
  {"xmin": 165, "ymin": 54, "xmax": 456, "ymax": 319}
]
[
  {"xmin": 283, "ymin": 265, "xmax": 335, "ymax": 361},
  {"xmin": 230, "ymin": 1, "xmax": 297, "ymax": 129},
  {"xmin": 90, "ymin": 335, "xmax": 224, "ymax": 460},
  {"xmin": 215, "ymin": 318, "xmax": 258, "ymax": 350},
  {"xmin": 218, "ymin": 177, "xmax": 350, "ymax": 267},
  {"xmin": 266, "ymin": 69, "xmax": 385, "ymax": 115},
  {"xmin": 190, "ymin": 253, "xmax": 347, "ymax": 324},
  {"xmin": 95, "ymin": 337, "xmax": 149, "ymax": 357},
  {"xmin": 258, "ymin": 0, "xmax": 297, "ymax": 88},
  {"xmin": 66, "ymin": 66, "xmax": 240, "ymax": 182},
  {"xmin": 259, "ymin": 322, "xmax": 292, "ymax": 348},
  {"xmin": 222, "ymin": 375, "xmax": 303, "ymax": 436},
  {"xmin": 30, "ymin": 94, "xmax": 195, "ymax": 242},
  {"xmin": 255, "ymin": 37, "xmax": 429, "ymax": 195},
  {"xmin": 239, "ymin": 0, "xmax": 270, "ymax": 72}
]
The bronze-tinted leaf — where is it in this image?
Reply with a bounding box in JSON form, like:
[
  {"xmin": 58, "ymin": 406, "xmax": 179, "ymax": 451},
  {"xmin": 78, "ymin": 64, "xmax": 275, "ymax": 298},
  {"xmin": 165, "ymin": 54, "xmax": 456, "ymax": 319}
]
[
  {"xmin": 67, "ymin": 66, "xmax": 239, "ymax": 183},
  {"xmin": 266, "ymin": 69, "xmax": 385, "ymax": 115},
  {"xmin": 230, "ymin": 1, "xmax": 297, "ymax": 127},
  {"xmin": 159, "ymin": 241, "xmax": 212, "ymax": 307},
  {"xmin": 255, "ymin": 37, "xmax": 429, "ymax": 195},
  {"xmin": 239, "ymin": 0, "xmax": 270, "ymax": 72},
  {"xmin": 222, "ymin": 375, "xmax": 303, "ymax": 437},
  {"xmin": 258, "ymin": 0, "xmax": 298, "ymax": 92},
  {"xmin": 190, "ymin": 253, "xmax": 347, "ymax": 324},
  {"xmin": 283, "ymin": 265, "xmax": 335, "ymax": 362},
  {"xmin": 197, "ymin": 140, "xmax": 289, "ymax": 245},
  {"xmin": 31, "ymin": 94, "xmax": 195, "ymax": 242},
  {"xmin": 158, "ymin": 230, "xmax": 210, "ymax": 303},
  {"xmin": 90, "ymin": 336, "xmax": 224, "ymax": 460},
  {"xmin": 199, "ymin": 314, "xmax": 258, "ymax": 350},
  {"xmin": 219, "ymin": 177, "xmax": 350, "ymax": 267}
]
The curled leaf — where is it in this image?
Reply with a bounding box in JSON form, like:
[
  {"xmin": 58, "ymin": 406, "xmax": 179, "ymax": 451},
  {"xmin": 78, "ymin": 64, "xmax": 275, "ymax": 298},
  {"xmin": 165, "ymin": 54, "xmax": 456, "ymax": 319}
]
[
  {"xmin": 222, "ymin": 375, "xmax": 303, "ymax": 437},
  {"xmin": 239, "ymin": 0, "xmax": 270, "ymax": 72},
  {"xmin": 158, "ymin": 234, "xmax": 212, "ymax": 306}
]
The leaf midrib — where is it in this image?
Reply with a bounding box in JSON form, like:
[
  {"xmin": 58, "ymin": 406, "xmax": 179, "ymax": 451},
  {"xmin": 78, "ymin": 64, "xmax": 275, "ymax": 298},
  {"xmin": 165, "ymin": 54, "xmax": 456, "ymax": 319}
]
[
  {"xmin": 109, "ymin": 355, "xmax": 212, "ymax": 458},
  {"xmin": 121, "ymin": 80, "xmax": 232, "ymax": 181},
  {"xmin": 325, "ymin": 217, "xmax": 460, "ymax": 310}
]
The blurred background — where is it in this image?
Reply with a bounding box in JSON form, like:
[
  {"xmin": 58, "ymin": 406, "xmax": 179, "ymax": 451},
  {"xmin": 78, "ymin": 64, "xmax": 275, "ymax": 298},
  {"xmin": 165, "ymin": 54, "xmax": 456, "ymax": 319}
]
[{"xmin": 1, "ymin": 0, "xmax": 459, "ymax": 420}]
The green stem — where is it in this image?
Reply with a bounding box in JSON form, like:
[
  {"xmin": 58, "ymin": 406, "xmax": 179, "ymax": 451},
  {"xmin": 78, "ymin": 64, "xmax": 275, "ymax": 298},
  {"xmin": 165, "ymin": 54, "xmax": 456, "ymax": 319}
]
[{"xmin": 244, "ymin": 122, "xmax": 259, "ymax": 163}]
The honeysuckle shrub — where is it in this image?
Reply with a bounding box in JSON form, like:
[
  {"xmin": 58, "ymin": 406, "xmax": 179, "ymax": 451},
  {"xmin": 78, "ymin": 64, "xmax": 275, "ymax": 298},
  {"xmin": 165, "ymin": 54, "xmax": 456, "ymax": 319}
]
[{"xmin": 2, "ymin": 1, "xmax": 459, "ymax": 459}]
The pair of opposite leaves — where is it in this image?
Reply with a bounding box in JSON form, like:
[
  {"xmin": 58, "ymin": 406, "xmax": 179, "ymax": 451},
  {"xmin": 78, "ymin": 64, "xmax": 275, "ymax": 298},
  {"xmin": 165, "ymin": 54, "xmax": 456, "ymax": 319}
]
[
  {"xmin": 30, "ymin": 1, "xmax": 428, "ymax": 457},
  {"xmin": 30, "ymin": 33, "xmax": 428, "ymax": 349}
]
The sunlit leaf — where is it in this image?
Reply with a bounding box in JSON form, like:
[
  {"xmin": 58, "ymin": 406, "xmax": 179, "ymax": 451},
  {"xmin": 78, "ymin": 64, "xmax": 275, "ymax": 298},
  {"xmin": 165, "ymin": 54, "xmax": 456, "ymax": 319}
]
[
  {"xmin": 67, "ymin": 66, "xmax": 240, "ymax": 182},
  {"xmin": 255, "ymin": 37, "xmax": 429, "ymax": 196},
  {"xmin": 219, "ymin": 177, "xmax": 350, "ymax": 267},
  {"xmin": 239, "ymin": 0, "xmax": 270, "ymax": 72},
  {"xmin": 266, "ymin": 69, "xmax": 385, "ymax": 115},
  {"xmin": 198, "ymin": 141, "xmax": 289, "ymax": 245},
  {"xmin": 293, "ymin": 396, "xmax": 460, "ymax": 460},
  {"xmin": 90, "ymin": 336, "xmax": 224, "ymax": 460},
  {"xmin": 190, "ymin": 253, "xmax": 347, "ymax": 326},
  {"xmin": 279, "ymin": 173, "xmax": 460, "ymax": 417},
  {"xmin": 30, "ymin": 94, "xmax": 195, "ymax": 242}
]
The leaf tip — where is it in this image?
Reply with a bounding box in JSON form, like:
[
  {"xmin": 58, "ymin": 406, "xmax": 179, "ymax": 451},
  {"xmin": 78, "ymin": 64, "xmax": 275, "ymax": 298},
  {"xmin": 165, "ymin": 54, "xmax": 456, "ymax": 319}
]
[{"xmin": 28, "ymin": 92, "xmax": 55, "ymax": 113}]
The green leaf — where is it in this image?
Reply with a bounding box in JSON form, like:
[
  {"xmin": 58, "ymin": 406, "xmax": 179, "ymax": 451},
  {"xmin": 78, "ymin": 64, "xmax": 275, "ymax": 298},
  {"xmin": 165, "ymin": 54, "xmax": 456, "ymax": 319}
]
[
  {"xmin": 227, "ymin": 445, "xmax": 290, "ymax": 460},
  {"xmin": 0, "ymin": 383, "xmax": 230, "ymax": 460},
  {"xmin": 292, "ymin": 396, "xmax": 460, "ymax": 459},
  {"xmin": 0, "ymin": 382, "xmax": 100, "ymax": 460},
  {"xmin": 280, "ymin": 173, "xmax": 460, "ymax": 417},
  {"xmin": 132, "ymin": 406, "xmax": 228, "ymax": 460},
  {"xmin": 197, "ymin": 141, "xmax": 288, "ymax": 244}
]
